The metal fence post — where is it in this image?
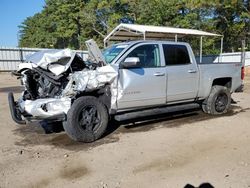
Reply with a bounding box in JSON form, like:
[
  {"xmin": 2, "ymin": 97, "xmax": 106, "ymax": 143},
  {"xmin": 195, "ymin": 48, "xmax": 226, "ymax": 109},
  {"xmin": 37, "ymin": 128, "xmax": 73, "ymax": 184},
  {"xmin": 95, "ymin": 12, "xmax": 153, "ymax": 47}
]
[{"xmin": 19, "ymin": 48, "xmax": 24, "ymax": 63}]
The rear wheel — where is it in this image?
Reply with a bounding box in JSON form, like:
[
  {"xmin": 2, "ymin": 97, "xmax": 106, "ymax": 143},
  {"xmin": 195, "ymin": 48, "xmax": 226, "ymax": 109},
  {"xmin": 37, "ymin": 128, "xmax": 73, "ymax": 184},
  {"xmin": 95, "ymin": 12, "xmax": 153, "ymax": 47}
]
[
  {"xmin": 63, "ymin": 96, "xmax": 108, "ymax": 142},
  {"xmin": 202, "ymin": 85, "xmax": 231, "ymax": 115}
]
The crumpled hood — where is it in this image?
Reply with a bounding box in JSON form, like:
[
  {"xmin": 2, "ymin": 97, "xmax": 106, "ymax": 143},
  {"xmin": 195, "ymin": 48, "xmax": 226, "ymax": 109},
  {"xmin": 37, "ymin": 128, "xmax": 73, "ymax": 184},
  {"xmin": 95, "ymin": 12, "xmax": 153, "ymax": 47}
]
[
  {"xmin": 21, "ymin": 49, "xmax": 76, "ymax": 76},
  {"xmin": 18, "ymin": 39, "xmax": 107, "ymax": 76}
]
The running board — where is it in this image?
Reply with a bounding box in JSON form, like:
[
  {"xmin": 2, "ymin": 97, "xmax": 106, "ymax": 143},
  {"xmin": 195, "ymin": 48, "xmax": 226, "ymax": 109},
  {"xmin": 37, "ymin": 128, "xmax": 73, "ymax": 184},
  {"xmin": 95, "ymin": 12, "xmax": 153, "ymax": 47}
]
[{"xmin": 114, "ymin": 103, "xmax": 200, "ymax": 122}]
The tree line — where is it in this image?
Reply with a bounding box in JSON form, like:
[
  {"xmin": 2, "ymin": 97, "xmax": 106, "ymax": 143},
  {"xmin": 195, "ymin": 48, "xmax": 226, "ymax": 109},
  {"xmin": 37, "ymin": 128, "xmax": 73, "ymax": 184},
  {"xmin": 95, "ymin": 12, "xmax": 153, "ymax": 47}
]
[{"xmin": 19, "ymin": 0, "xmax": 250, "ymax": 54}]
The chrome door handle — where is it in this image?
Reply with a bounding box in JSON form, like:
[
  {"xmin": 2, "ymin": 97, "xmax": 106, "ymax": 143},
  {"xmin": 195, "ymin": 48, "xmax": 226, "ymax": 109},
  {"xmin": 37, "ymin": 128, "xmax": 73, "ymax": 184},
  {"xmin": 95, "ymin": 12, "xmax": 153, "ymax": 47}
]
[
  {"xmin": 154, "ymin": 72, "xmax": 165, "ymax": 76},
  {"xmin": 188, "ymin": 69, "xmax": 197, "ymax": 73}
]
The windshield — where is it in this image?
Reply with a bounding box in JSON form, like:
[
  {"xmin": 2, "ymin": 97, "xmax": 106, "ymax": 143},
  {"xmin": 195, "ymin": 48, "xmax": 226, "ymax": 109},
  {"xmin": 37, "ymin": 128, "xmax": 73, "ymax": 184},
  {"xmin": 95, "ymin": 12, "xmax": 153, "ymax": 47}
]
[{"xmin": 103, "ymin": 44, "xmax": 127, "ymax": 64}]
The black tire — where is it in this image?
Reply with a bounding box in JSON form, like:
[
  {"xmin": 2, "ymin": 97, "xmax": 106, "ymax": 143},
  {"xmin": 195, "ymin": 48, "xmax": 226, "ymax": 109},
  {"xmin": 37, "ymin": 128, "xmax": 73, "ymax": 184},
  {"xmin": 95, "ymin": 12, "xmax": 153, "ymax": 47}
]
[
  {"xmin": 63, "ymin": 96, "xmax": 109, "ymax": 142},
  {"xmin": 202, "ymin": 85, "xmax": 231, "ymax": 115}
]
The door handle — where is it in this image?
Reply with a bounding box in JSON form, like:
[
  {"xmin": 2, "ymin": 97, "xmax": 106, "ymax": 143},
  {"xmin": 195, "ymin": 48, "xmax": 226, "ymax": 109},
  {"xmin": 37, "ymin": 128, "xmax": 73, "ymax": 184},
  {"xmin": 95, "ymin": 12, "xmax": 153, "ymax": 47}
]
[
  {"xmin": 154, "ymin": 72, "xmax": 165, "ymax": 76},
  {"xmin": 188, "ymin": 69, "xmax": 197, "ymax": 73}
]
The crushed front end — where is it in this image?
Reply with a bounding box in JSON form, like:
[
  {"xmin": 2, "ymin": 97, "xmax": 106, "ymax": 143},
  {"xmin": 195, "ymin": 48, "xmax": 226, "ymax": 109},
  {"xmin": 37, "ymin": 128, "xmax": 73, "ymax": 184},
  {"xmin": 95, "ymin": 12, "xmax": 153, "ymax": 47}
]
[{"xmin": 9, "ymin": 41, "xmax": 118, "ymax": 125}]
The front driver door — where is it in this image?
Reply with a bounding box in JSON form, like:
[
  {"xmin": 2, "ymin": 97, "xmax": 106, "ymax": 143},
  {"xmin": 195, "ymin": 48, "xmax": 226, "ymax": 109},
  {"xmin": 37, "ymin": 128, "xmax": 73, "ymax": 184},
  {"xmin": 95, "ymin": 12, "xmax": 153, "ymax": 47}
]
[{"xmin": 117, "ymin": 43, "xmax": 167, "ymax": 109}]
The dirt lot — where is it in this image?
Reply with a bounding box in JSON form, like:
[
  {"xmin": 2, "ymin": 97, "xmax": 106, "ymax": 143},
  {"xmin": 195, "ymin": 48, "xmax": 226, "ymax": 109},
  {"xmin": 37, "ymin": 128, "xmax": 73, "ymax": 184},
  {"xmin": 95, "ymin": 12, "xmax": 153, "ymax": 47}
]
[{"xmin": 0, "ymin": 73, "xmax": 250, "ymax": 188}]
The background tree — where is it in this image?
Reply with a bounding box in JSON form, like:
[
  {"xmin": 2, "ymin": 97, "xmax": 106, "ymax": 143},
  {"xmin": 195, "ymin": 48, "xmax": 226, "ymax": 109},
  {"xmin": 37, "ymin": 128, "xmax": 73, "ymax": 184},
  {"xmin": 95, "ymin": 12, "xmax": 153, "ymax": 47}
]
[{"xmin": 19, "ymin": 0, "xmax": 250, "ymax": 53}]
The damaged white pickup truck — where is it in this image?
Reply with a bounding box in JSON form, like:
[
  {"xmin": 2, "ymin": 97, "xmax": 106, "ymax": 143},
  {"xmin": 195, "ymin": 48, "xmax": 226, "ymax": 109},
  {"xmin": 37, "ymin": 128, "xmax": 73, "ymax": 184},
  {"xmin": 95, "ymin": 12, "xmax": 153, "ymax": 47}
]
[{"xmin": 9, "ymin": 39, "xmax": 244, "ymax": 142}]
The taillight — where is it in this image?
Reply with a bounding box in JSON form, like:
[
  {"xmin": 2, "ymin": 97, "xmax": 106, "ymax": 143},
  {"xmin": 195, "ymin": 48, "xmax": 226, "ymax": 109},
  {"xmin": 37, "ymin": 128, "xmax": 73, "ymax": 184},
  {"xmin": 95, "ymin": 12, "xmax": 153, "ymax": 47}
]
[{"xmin": 241, "ymin": 67, "xmax": 245, "ymax": 80}]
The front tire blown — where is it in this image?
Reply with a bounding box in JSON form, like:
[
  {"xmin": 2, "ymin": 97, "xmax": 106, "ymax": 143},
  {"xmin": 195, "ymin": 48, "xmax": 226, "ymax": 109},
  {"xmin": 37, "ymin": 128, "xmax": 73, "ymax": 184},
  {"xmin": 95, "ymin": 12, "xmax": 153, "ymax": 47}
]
[{"xmin": 63, "ymin": 96, "xmax": 109, "ymax": 142}]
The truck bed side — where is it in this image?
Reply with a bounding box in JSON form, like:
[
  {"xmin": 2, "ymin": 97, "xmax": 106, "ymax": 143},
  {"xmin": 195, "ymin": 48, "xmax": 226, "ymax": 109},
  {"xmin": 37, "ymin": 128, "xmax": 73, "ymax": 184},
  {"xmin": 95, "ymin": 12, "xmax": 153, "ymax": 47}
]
[{"xmin": 197, "ymin": 63, "xmax": 242, "ymax": 99}]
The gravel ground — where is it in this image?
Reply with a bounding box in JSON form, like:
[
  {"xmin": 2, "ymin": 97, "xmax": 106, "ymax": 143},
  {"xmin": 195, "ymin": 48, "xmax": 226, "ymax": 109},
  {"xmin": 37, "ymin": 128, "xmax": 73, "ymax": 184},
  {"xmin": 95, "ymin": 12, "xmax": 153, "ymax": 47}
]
[{"xmin": 0, "ymin": 73, "xmax": 250, "ymax": 188}]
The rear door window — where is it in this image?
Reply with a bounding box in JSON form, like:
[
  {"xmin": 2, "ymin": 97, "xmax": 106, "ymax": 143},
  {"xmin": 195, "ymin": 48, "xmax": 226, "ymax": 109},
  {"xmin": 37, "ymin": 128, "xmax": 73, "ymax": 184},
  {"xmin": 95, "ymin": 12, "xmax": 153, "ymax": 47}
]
[{"xmin": 163, "ymin": 44, "xmax": 190, "ymax": 66}]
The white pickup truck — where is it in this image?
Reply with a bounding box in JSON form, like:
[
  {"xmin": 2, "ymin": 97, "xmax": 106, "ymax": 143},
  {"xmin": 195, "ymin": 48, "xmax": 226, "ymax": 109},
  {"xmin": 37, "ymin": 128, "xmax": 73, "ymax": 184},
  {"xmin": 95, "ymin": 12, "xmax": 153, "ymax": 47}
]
[{"xmin": 9, "ymin": 40, "xmax": 244, "ymax": 142}]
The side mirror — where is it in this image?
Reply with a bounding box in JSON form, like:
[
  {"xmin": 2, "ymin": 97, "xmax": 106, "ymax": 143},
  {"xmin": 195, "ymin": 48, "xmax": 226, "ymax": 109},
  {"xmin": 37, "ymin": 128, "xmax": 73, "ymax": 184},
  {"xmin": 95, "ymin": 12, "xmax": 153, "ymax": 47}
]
[{"xmin": 121, "ymin": 57, "xmax": 140, "ymax": 69}]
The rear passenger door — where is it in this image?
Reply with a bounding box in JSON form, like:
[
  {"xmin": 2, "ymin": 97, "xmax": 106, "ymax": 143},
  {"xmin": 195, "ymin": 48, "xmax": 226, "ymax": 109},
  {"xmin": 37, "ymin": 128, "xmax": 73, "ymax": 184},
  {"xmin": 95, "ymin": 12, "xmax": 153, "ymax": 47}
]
[{"xmin": 163, "ymin": 44, "xmax": 199, "ymax": 102}]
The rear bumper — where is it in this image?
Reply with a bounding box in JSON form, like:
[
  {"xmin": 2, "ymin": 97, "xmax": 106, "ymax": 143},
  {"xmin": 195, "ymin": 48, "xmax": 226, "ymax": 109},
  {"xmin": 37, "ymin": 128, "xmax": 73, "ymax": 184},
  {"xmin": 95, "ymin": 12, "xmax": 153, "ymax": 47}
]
[
  {"xmin": 235, "ymin": 84, "xmax": 244, "ymax": 93},
  {"xmin": 8, "ymin": 92, "xmax": 26, "ymax": 124}
]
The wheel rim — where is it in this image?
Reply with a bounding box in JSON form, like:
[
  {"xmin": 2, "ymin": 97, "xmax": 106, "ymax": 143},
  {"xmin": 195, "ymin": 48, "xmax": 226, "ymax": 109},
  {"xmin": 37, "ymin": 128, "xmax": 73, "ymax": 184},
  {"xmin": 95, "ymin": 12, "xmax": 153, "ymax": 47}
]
[
  {"xmin": 78, "ymin": 105, "xmax": 101, "ymax": 132},
  {"xmin": 215, "ymin": 93, "xmax": 228, "ymax": 112}
]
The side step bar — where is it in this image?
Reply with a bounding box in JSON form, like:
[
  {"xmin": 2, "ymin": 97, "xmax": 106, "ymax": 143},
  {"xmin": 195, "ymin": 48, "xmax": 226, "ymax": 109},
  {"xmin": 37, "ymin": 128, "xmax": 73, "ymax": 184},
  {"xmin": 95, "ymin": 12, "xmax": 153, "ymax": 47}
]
[{"xmin": 114, "ymin": 103, "xmax": 200, "ymax": 121}]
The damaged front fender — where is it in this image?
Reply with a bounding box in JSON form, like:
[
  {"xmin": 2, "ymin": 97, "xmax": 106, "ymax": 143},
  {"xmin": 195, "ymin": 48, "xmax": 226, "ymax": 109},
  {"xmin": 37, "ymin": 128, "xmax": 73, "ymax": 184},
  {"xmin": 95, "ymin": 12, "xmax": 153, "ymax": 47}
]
[{"xmin": 62, "ymin": 65, "xmax": 118, "ymax": 96}]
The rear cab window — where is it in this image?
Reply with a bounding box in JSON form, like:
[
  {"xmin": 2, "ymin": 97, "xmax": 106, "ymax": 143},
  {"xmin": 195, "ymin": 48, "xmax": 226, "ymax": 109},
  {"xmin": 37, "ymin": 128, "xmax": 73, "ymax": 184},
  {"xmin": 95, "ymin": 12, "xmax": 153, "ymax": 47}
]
[{"xmin": 162, "ymin": 44, "xmax": 190, "ymax": 66}]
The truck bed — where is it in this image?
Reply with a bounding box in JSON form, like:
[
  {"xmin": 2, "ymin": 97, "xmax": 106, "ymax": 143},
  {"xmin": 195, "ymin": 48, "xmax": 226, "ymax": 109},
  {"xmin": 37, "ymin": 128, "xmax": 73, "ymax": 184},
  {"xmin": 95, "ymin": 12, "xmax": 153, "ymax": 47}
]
[{"xmin": 197, "ymin": 62, "xmax": 242, "ymax": 99}]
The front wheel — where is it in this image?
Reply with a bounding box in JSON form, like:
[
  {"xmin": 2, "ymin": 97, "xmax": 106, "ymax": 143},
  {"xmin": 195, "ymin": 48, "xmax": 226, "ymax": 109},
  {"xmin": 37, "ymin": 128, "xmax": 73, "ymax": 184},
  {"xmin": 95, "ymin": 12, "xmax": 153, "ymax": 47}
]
[
  {"xmin": 63, "ymin": 96, "xmax": 109, "ymax": 142},
  {"xmin": 202, "ymin": 85, "xmax": 231, "ymax": 115}
]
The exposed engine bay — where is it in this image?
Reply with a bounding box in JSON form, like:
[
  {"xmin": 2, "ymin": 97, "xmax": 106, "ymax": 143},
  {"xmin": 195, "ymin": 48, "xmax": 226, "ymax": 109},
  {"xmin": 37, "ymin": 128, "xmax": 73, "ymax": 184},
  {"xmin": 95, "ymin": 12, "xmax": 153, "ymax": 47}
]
[
  {"xmin": 9, "ymin": 40, "xmax": 118, "ymax": 123},
  {"xmin": 19, "ymin": 53, "xmax": 85, "ymax": 100}
]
